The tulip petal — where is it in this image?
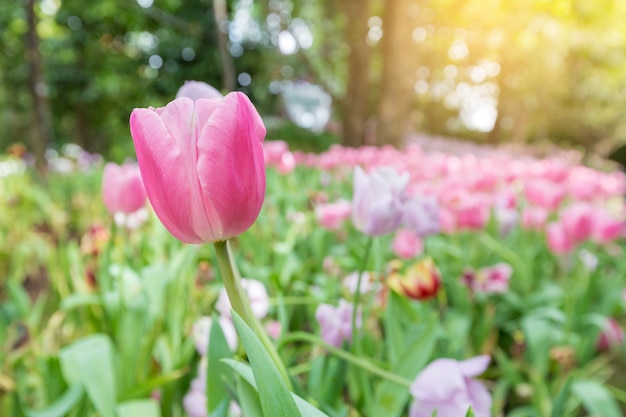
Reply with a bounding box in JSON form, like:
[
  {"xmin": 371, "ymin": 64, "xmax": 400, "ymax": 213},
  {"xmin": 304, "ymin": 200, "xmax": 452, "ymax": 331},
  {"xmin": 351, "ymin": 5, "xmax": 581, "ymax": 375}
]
[
  {"xmin": 130, "ymin": 99, "xmax": 208, "ymax": 243},
  {"xmin": 410, "ymin": 359, "xmax": 466, "ymax": 402},
  {"xmin": 458, "ymin": 355, "xmax": 490, "ymax": 378},
  {"xmin": 195, "ymin": 92, "xmax": 266, "ymax": 241}
]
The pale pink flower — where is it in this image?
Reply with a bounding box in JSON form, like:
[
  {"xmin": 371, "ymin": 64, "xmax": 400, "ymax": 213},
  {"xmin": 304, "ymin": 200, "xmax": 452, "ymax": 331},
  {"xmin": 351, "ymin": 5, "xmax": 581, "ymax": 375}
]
[
  {"xmin": 315, "ymin": 199, "xmax": 352, "ymax": 230},
  {"xmin": 315, "ymin": 299, "xmax": 361, "ymax": 347},
  {"xmin": 192, "ymin": 316, "xmax": 238, "ymax": 354},
  {"xmin": 352, "ymin": 166, "xmax": 409, "ymax": 236},
  {"xmin": 216, "ymin": 278, "xmax": 269, "ymax": 320},
  {"xmin": 409, "ymin": 355, "xmax": 492, "ymax": 417},
  {"xmin": 101, "ymin": 162, "xmax": 146, "ymax": 215},
  {"xmin": 524, "ymin": 179, "xmax": 565, "ymax": 211},
  {"xmin": 392, "ymin": 229, "xmax": 424, "ymax": 259},
  {"xmin": 521, "ymin": 207, "xmax": 548, "ymax": 231},
  {"xmin": 176, "ymin": 80, "xmax": 222, "ymax": 101}
]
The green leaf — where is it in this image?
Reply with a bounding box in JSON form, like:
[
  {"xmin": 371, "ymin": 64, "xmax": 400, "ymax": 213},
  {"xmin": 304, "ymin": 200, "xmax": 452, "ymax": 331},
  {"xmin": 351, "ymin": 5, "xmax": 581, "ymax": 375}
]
[
  {"xmin": 522, "ymin": 316, "xmax": 552, "ymax": 377},
  {"xmin": 207, "ymin": 316, "xmax": 233, "ymax": 415},
  {"xmin": 117, "ymin": 399, "xmax": 161, "ymax": 417},
  {"xmin": 22, "ymin": 384, "xmax": 84, "ymax": 417},
  {"xmin": 571, "ymin": 380, "xmax": 622, "ymax": 417},
  {"xmin": 223, "ymin": 359, "xmax": 329, "ymax": 417},
  {"xmin": 235, "ymin": 374, "xmax": 264, "ymax": 417},
  {"xmin": 59, "ymin": 334, "xmax": 117, "ymax": 417},
  {"xmin": 370, "ymin": 320, "xmax": 438, "ymax": 417},
  {"xmin": 230, "ymin": 312, "xmax": 302, "ymax": 417},
  {"xmin": 550, "ymin": 377, "xmax": 572, "ymax": 417},
  {"xmin": 464, "ymin": 407, "xmax": 475, "ymax": 417}
]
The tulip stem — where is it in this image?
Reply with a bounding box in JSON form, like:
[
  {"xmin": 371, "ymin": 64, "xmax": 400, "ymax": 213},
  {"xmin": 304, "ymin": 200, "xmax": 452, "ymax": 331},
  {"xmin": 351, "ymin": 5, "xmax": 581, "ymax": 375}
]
[
  {"xmin": 352, "ymin": 236, "xmax": 374, "ymax": 347},
  {"xmin": 279, "ymin": 331, "xmax": 412, "ymax": 388},
  {"xmin": 213, "ymin": 239, "xmax": 292, "ymax": 389}
]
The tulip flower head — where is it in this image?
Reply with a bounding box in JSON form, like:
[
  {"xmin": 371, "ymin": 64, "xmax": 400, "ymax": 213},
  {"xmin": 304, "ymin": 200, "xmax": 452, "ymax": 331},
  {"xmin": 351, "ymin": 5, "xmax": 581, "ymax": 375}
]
[
  {"xmin": 101, "ymin": 162, "xmax": 148, "ymax": 228},
  {"xmin": 101, "ymin": 162, "xmax": 146, "ymax": 215},
  {"xmin": 462, "ymin": 263, "xmax": 512, "ymax": 295},
  {"xmin": 130, "ymin": 92, "xmax": 266, "ymax": 244},
  {"xmin": 352, "ymin": 166, "xmax": 409, "ymax": 236},
  {"xmin": 315, "ymin": 199, "xmax": 353, "ymax": 231},
  {"xmin": 409, "ymin": 355, "xmax": 492, "ymax": 417},
  {"xmin": 315, "ymin": 299, "xmax": 362, "ymax": 347},
  {"xmin": 215, "ymin": 278, "xmax": 270, "ymax": 320},
  {"xmin": 387, "ymin": 257, "xmax": 441, "ymax": 300},
  {"xmin": 176, "ymin": 80, "xmax": 223, "ymax": 101},
  {"xmin": 596, "ymin": 317, "xmax": 625, "ymax": 352},
  {"xmin": 192, "ymin": 316, "xmax": 238, "ymax": 354},
  {"xmin": 392, "ymin": 229, "xmax": 424, "ymax": 259}
]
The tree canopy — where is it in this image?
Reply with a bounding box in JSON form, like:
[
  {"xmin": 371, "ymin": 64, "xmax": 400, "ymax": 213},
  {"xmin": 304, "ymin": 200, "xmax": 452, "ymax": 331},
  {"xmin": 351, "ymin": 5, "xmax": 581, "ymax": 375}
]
[{"xmin": 2, "ymin": 0, "xmax": 626, "ymax": 161}]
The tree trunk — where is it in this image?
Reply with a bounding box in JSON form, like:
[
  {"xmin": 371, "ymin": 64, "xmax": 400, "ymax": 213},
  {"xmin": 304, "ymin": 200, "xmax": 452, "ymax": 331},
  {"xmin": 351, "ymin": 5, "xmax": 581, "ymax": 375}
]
[
  {"xmin": 340, "ymin": 0, "xmax": 371, "ymax": 147},
  {"xmin": 213, "ymin": 0, "xmax": 236, "ymax": 91},
  {"xmin": 377, "ymin": 0, "xmax": 415, "ymax": 148},
  {"xmin": 26, "ymin": 0, "xmax": 53, "ymax": 174}
]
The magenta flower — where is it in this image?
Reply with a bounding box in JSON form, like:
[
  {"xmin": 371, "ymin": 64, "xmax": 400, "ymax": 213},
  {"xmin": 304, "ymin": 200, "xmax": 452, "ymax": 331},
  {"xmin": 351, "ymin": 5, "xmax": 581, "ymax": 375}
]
[
  {"xmin": 101, "ymin": 162, "xmax": 146, "ymax": 215},
  {"xmin": 559, "ymin": 203, "xmax": 595, "ymax": 245},
  {"xmin": 409, "ymin": 355, "xmax": 492, "ymax": 417},
  {"xmin": 129, "ymin": 93, "xmax": 266, "ymax": 244},
  {"xmin": 596, "ymin": 317, "xmax": 624, "ymax": 352},
  {"xmin": 315, "ymin": 299, "xmax": 361, "ymax": 347},
  {"xmin": 352, "ymin": 166, "xmax": 409, "ymax": 236},
  {"xmin": 462, "ymin": 263, "xmax": 512, "ymax": 295},
  {"xmin": 176, "ymin": 80, "xmax": 222, "ymax": 101}
]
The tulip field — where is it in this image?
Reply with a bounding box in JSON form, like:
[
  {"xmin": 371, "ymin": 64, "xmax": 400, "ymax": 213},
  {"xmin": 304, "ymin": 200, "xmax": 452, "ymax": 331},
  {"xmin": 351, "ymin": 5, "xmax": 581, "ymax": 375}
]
[{"xmin": 3, "ymin": 92, "xmax": 626, "ymax": 417}]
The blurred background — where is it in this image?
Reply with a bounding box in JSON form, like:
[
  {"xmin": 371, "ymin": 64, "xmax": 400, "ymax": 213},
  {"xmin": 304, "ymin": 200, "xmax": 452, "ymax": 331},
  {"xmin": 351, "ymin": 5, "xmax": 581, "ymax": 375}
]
[{"xmin": 2, "ymin": 0, "xmax": 626, "ymax": 166}]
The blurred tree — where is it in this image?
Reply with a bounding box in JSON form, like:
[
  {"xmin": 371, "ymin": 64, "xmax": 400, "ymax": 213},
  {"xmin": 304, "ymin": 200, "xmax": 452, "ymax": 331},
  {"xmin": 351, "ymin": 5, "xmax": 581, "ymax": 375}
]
[
  {"xmin": 25, "ymin": 0, "xmax": 52, "ymax": 173},
  {"xmin": 341, "ymin": 0, "xmax": 372, "ymax": 147},
  {"xmin": 376, "ymin": 0, "xmax": 417, "ymax": 148}
]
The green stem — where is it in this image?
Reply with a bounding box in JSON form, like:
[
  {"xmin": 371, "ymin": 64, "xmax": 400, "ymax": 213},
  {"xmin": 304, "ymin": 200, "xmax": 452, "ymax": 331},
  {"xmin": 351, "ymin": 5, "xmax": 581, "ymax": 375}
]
[
  {"xmin": 351, "ymin": 237, "xmax": 374, "ymax": 346},
  {"xmin": 280, "ymin": 332, "xmax": 412, "ymax": 388},
  {"xmin": 213, "ymin": 240, "xmax": 292, "ymax": 389}
]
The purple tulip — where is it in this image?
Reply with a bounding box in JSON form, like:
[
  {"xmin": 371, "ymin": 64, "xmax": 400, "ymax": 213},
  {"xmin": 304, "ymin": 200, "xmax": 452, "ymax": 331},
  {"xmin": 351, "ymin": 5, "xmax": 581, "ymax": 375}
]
[
  {"xmin": 176, "ymin": 80, "xmax": 223, "ymax": 101},
  {"xmin": 402, "ymin": 193, "xmax": 440, "ymax": 237},
  {"xmin": 315, "ymin": 299, "xmax": 361, "ymax": 347},
  {"xmin": 409, "ymin": 355, "xmax": 492, "ymax": 417},
  {"xmin": 352, "ymin": 166, "xmax": 409, "ymax": 236}
]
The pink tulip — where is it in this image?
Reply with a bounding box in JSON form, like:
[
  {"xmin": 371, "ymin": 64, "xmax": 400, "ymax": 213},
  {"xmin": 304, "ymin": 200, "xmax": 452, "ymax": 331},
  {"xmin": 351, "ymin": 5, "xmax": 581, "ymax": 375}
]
[
  {"xmin": 524, "ymin": 179, "xmax": 565, "ymax": 211},
  {"xmin": 176, "ymin": 80, "xmax": 222, "ymax": 101},
  {"xmin": 129, "ymin": 93, "xmax": 266, "ymax": 244},
  {"xmin": 546, "ymin": 221, "xmax": 575, "ymax": 255},
  {"xmin": 559, "ymin": 203, "xmax": 595, "ymax": 245},
  {"xmin": 392, "ymin": 229, "xmax": 424, "ymax": 259},
  {"xmin": 315, "ymin": 199, "xmax": 352, "ymax": 230},
  {"xmin": 101, "ymin": 162, "xmax": 146, "ymax": 215},
  {"xmin": 462, "ymin": 263, "xmax": 512, "ymax": 295},
  {"xmin": 592, "ymin": 210, "xmax": 624, "ymax": 244},
  {"xmin": 409, "ymin": 355, "xmax": 492, "ymax": 417},
  {"xmin": 596, "ymin": 318, "xmax": 624, "ymax": 351},
  {"xmin": 521, "ymin": 206, "xmax": 548, "ymax": 231}
]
